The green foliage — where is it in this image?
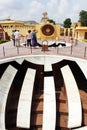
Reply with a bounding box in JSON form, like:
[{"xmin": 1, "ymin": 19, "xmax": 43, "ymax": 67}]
[
  {"xmin": 63, "ymin": 18, "xmax": 72, "ymax": 28},
  {"xmin": 47, "ymin": 19, "xmax": 56, "ymax": 25},
  {"xmin": 79, "ymin": 10, "xmax": 87, "ymax": 26},
  {"xmin": 0, "ymin": 40, "xmax": 9, "ymax": 44},
  {"xmin": 82, "ymin": 39, "xmax": 87, "ymax": 43}
]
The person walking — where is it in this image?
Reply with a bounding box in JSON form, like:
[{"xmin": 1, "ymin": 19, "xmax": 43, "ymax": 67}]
[{"xmin": 26, "ymin": 30, "xmax": 32, "ymax": 47}]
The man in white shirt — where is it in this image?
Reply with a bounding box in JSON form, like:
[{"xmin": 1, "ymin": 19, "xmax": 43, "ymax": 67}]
[{"xmin": 14, "ymin": 30, "xmax": 20, "ymax": 47}]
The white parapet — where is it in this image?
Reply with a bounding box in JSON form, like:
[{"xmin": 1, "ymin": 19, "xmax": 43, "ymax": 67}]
[
  {"xmin": 61, "ymin": 65, "xmax": 82, "ymax": 128},
  {"xmin": 0, "ymin": 65, "xmax": 17, "ymax": 130},
  {"xmin": 17, "ymin": 68, "xmax": 36, "ymax": 128},
  {"xmin": 42, "ymin": 76, "xmax": 56, "ymax": 130},
  {"xmin": 72, "ymin": 126, "xmax": 87, "ymax": 130}
]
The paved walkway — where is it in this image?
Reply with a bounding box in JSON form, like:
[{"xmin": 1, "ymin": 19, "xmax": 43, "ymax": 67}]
[{"xmin": 0, "ymin": 37, "xmax": 87, "ymax": 60}]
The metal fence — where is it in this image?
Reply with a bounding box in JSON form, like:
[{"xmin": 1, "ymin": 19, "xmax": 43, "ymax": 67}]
[{"xmin": 0, "ymin": 43, "xmax": 87, "ymax": 60}]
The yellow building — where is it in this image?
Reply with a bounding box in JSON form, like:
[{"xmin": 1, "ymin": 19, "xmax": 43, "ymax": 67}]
[
  {"xmin": 0, "ymin": 12, "xmax": 60, "ymax": 40},
  {"xmin": 0, "ymin": 18, "xmax": 36, "ymax": 38},
  {"xmin": 1, "ymin": 13, "xmax": 87, "ymax": 42},
  {"xmin": 73, "ymin": 22, "xmax": 87, "ymax": 41},
  {"xmin": 36, "ymin": 23, "xmax": 60, "ymax": 40}
]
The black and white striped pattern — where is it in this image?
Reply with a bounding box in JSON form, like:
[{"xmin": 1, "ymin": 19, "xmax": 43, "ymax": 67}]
[{"xmin": 0, "ymin": 58, "xmax": 87, "ymax": 130}]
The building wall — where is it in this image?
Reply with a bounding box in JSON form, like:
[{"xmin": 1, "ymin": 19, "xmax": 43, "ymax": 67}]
[
  {"xmin": 1, "ymin": 22, "xmax": 36, "ymax": 38},
  {"xmin": 1, "ymin": 19, "xmax": 87, "ymax": 41},
  {"xmin": 36, "ymin": 23, "xmax": 60, "ymax": 40},
  {"xmin": 0, "ymin": 20, "xmax": 61, "ymax": 40},
  {"xmin": 73, "ymin": 22, "xmax": 87, "ymax": 41},
  {"xmin": 74, "ymin": 28, "xmax": 87, "ymax": 40}
]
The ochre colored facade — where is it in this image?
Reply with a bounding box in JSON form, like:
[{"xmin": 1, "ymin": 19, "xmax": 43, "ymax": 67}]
[
  {"xmin": 36, "ymin": 23, "xmax": 60, "ymax": 40},
  {"xmin": 0, "ymin": 19, "xmax": 36, "ymax": 38},
  {"xmin": 0, "ymin": 14, "xmax": 60, "ymax": 40},
  {"xmin": 1, "ymin": 12, "xmax": 87, "ymax": 42},
  {"xmin": 73, "ymin": 22, "xmax": 87, "ymax": 41}
]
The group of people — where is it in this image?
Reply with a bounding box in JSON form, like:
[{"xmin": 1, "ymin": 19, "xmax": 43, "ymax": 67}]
[
  {"xmin": 11, "ymin": 29, "xmax": 37, "ymax": 47},
  {"xmin": 26, "ymin": 29, "xmax": 37, "ymax": 47}
]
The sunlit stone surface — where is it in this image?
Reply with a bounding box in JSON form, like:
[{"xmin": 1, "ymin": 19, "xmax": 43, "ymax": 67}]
[
  {"xmin": 61, "ymin": 65, "xmax": 82, "ymax": 128},
  {"xmin": 0, "ymin": 55, "xmax": 87, "ymax": 129}
]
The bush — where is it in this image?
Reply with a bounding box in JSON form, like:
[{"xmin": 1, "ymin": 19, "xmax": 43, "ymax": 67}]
[{"xmin": 0, "ymin": 40, "xmax": 9, "ymax": 44}]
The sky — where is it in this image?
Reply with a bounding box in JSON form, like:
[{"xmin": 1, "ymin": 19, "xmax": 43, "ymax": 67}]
[{"xmin": 0, "ymin": 0, "xmax": 87, "ymax": 24}]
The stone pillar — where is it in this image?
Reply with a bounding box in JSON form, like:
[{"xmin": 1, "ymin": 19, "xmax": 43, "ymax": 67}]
[
  {"xmin": 64, "ymin": 28, "xmax": 66, "ymax": 41},
  {"xmin": 3, "ymin": 32, "xmax": 6, "ymax": 40}
]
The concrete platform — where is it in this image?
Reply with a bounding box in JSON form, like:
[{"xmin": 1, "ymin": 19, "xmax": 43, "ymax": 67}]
[
  {"xmin": 0, "ymin": 36, "xmax": 87, "ymax": 129},
  {"xmin": 0, "ymin": 36, "xmax": 87, "ymax": 60}
]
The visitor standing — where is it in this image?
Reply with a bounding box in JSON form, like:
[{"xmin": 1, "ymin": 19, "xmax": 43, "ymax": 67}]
[
  {"xmin": 11, "ymin": 30, "xmax": 15, "ymax": 46},
  {"xmin": 32, "ymin": 29, "xmax": 37, "ymax": 47},
  {"xmin": 26, "ymin": 30, "xmax": 32, "ymax": 47},
  {"xmin": 14, "ymin": 30, "xmax": 20, "ymax": 47}
]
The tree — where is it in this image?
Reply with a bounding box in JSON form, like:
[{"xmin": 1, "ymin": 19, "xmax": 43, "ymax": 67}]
[
  {"xmin": 79, "ymin": 10, "xmax": 87, "ymax": 26},
  {"xmin": 47, "ymin": 19, "xmax": 56, "ymax": 25},
  {"xmin": 63, "ymin": 18, "xmax": 72, "ymax": 28}
]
